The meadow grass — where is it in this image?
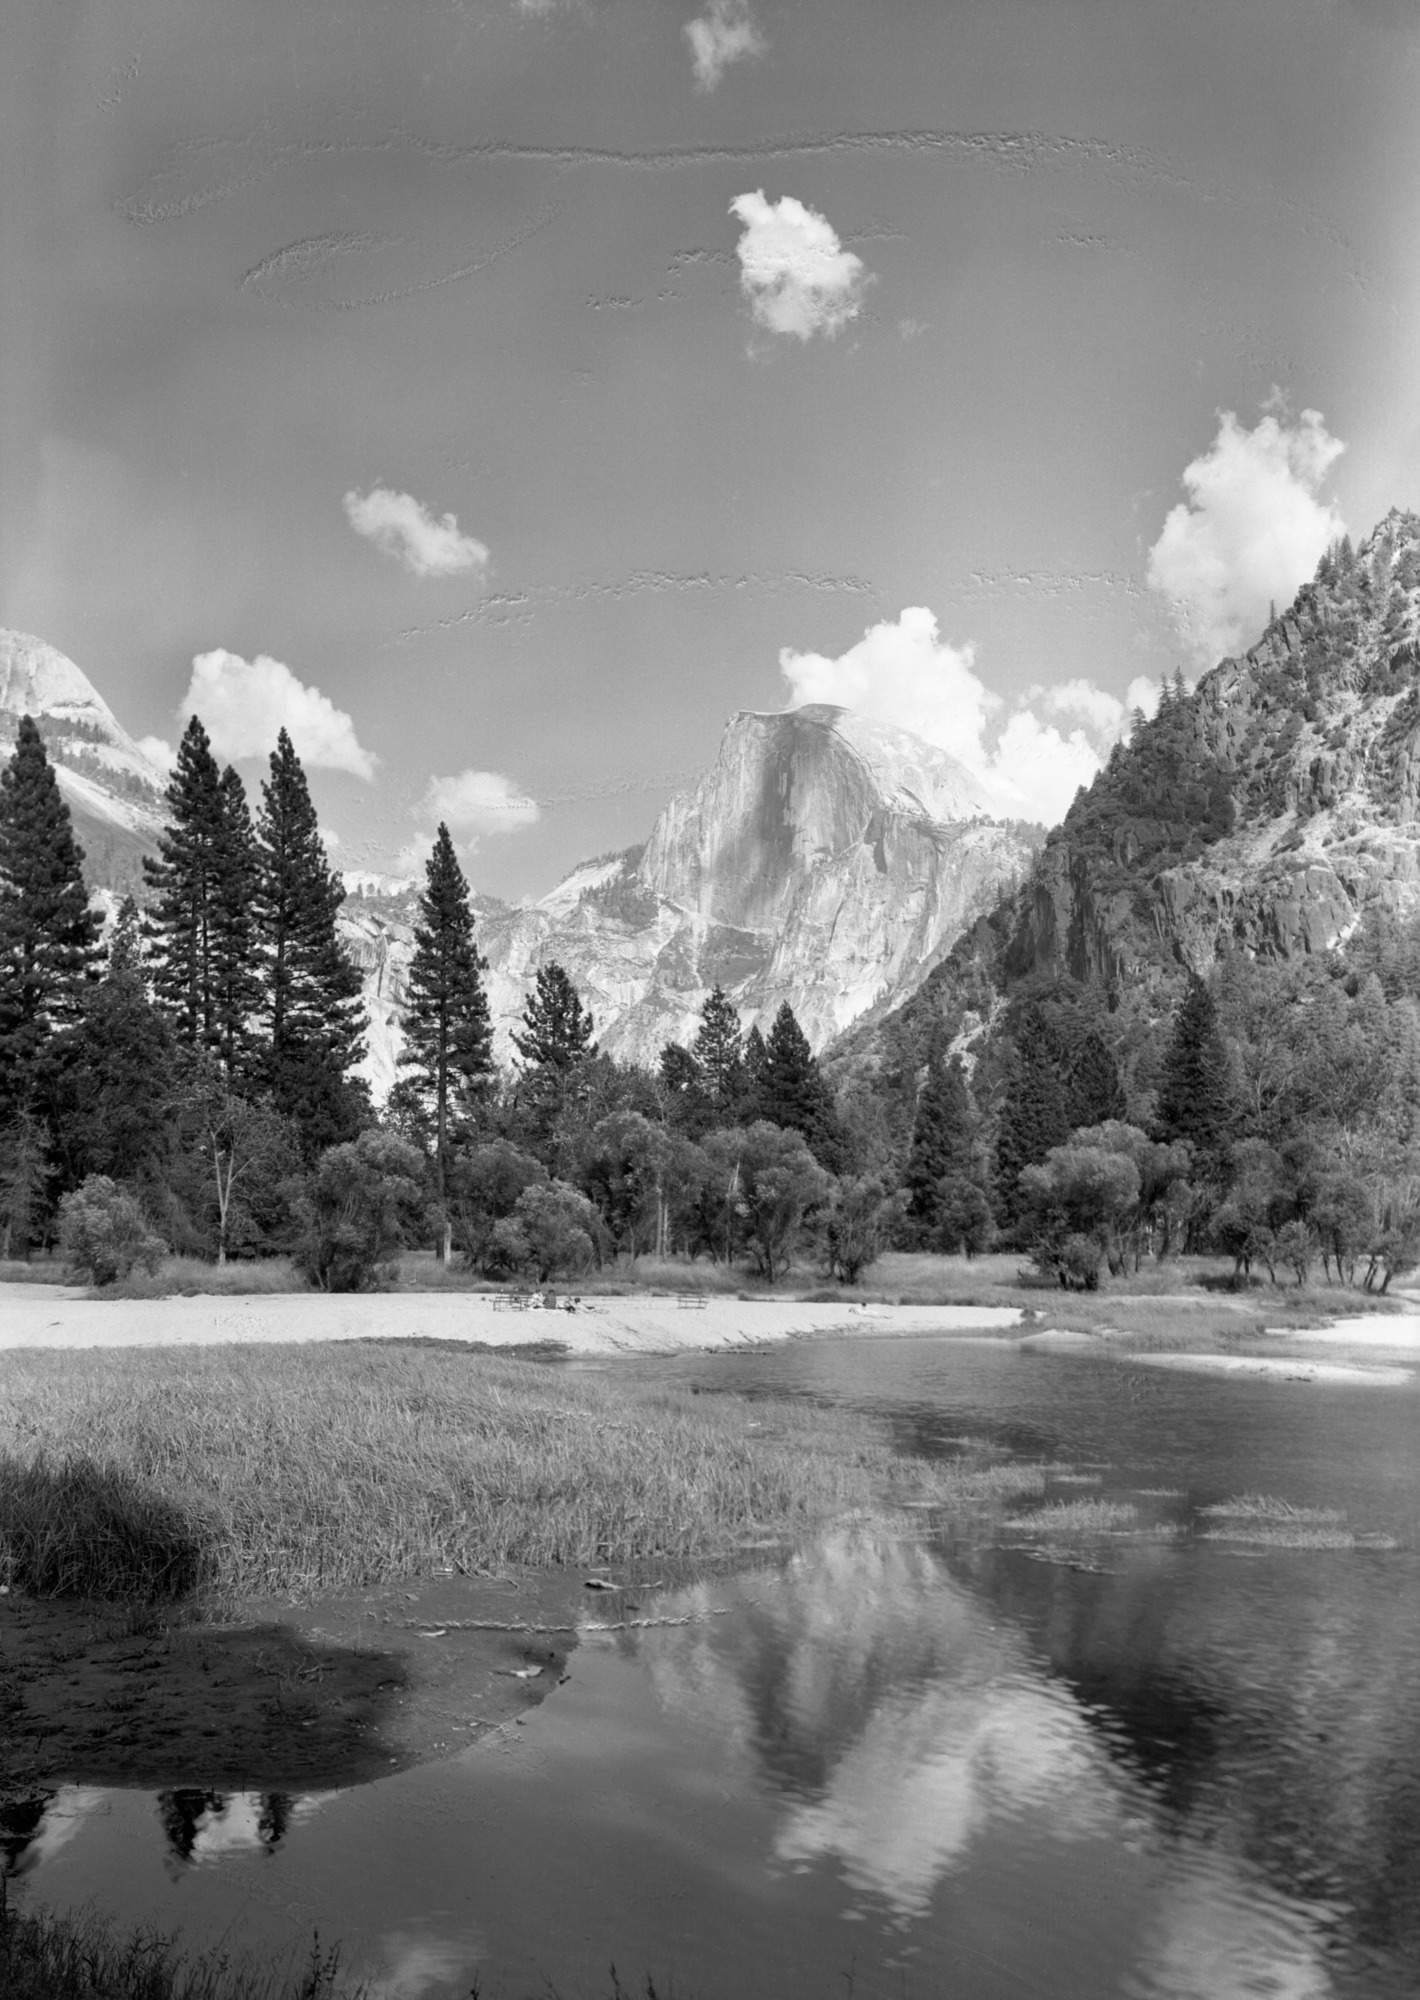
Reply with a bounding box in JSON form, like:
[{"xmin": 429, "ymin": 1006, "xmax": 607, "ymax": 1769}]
[
  {"xmin": 0, "ymin": 1892, "xmax": 687, "ymax": 2000},
  {"xmin": 0, "ymin": 1344, "xmax": 980, "ymax": 1602},
  {"xmin": 1005, "ymin": 1498, "xmax": 1141, "ymax": 1534},
  {"xmin": 0, "ymin": 1891, "xmax": 353, "ymax": 2000}
]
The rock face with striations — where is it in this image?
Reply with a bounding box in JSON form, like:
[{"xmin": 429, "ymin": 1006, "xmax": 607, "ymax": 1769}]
[
  {"xmin": 0, "ymin": 630, "xmax": 168, "ymax": 902},
  {"xmin": 0, "ymin": 630, "xmax": 1039, "ymax": 1094},
  {"xmin": 347, "ymin": 705, "xmax": 1041, "ymax": 1087},
  {"xmin": 833, "ymin": 509, "xmax": 1420, "ymax": 1079}
]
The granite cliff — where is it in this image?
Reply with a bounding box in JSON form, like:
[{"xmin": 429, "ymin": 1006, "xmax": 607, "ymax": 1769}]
[
  {"xmin": 0, "ymin": 635, "xmax": 1039, "ymax": 1095},
  {"xmin": 834, "ymin": 508, "xmax": 1420, "ymax": 1077},
  {"xmin": 343, "ymin": 704, "xmax": 1040, "ymax": 1085}
]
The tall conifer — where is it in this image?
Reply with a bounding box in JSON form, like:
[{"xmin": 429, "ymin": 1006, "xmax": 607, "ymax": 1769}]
[
  {"xmin": 691, "ymin": 986, "xmax": 744, "ymax": 1118},
  {"xmin": 1153, "ymin": 976, "xmax": 1233, "ymax": 1168},
  {"xmin": 993, "ymin": 1004, "xmax": 1071, "ymax": 1231},
  {"xmin": 399, "ymin": 824, "xmax": 494, "ymax": 1221},
  {"xmin": 143, "ymin": 717, "xmax": 261, "ymax": 1071},
  {"xmin": 904, "ymin": 1052, "xmax": 975, "ymax": 1239},
  {"xmin": 756, "ymin": 1002, "xmax": 841, "ymax": 1167},
  {"xmin": 254, "ymin": 729, "xmax": 365, "ymax": 1152},
  {"xmin": 0, "ymin": 715, "xmax": 100, "ymax": 1107}
]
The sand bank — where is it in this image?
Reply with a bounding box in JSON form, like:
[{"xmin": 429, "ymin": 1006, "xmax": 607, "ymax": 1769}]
[
  {"xmin": 0, "ymin": 1285, "xmax": 1021, "ymax": 1357},
  {"xmin": 1129, "ymin": 1351, "xmax": 1413, "ymax": 1386}
]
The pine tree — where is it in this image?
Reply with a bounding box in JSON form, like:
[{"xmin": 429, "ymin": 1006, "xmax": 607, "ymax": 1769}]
[
  {"xmin": 756, "ymin": 1002, "xmax": 841, "ymax": 1167},
  {"xmin": 143, "ymin": 716, "xmax": 261, "ymax": 1072},
  {"xmin": 1066, "ymin": 1029, "xmax": 1127, "ymax": 1130},
  {"xmin": 691, "ymin": 986, "xmax": 744, "ymax": 1117},
  {"xmin": 254, "ymin": 729, "xmax": 366, "ymax": 1154},
  {"xmin": 398, "ymin": 824, "xmax": 494, "ymax": 1229},
  {"xmin": 512, "ymin": 962, "xmax": 596, "ymax": 1153},
  {"xmin": 513, "ymin": 962, "xmax": 597, "ymax": 1072},
  {"xmin": 904, "ymin": 1053, "xmax": 975, "ymax": 1240},
  {"xmin": 213, "ymin": 765, "xmax": 262, "ymax": 1076},
  {"xmin": 1153, "ymin": 975, "xmax": 1233, "ymax": 1168},
  {"xmin": 42, "ymin": 895, "xmax": 179, "ymax": 1192},
  {"xmin": 993, "ymin": 1004, "xmax": 1072, "ymax": 1232},
  {"xmin": 0, "ymin": 715, "xmax": 100, "ymax": 1110}
]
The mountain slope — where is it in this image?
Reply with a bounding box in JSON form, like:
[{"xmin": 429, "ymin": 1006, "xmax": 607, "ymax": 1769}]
[
  {"xmin": 832, "ymin": 509, "xmax": 1420, "ymax": 1081},
  {"xmin": 1, "ymin": 633, "xmax": 1039, "ymax": 1095},
  {"xmin": 0, "ymin": 630, "xmax": 169, "ymax": 899},
  {"xmin": 345, "ymin": 705, "xmax": 1040, "ymax": 1085}
]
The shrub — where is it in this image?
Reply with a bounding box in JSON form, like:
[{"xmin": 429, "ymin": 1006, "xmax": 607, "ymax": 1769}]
[
  {"xmin": 291, "ymin": 1130, "xmax": 425, "ymax": 1292},
  {"xmin": 824, "ymin": 1176, "xmax": 902, "ymax": 1283},
  {"xmin": 511, "ymin": 1179, "xmax": 600, "ymax": 1280},
  {"xmin": 58, "ymin": 1176, "xmax": 167, "ymax": 1287}
]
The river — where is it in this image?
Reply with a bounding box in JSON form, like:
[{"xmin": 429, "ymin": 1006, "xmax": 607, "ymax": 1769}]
[{"xmin": 6, "ymin": 1332, "xmax": 1420, "ymax": 1998}]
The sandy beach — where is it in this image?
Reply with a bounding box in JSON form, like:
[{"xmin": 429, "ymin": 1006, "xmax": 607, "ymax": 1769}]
[{"xmin": 0, "ymin": 1284, "xmax": 1023, "ymax": 1356}]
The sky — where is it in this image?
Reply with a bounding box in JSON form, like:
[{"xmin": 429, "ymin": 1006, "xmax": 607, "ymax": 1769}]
[{"xmin": 4, "ymin": 0, "xmax": 1420, "ymax": 896}]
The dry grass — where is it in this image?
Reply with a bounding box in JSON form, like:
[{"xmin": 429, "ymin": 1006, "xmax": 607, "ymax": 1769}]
[
  {"xmin": 101, "ymin": 1258, "xmax": 306, "ymax": 1300},
  {"xmin": 0, "ymin": 1345, "xmax": 976, "ymax": 1602},
  {"xmin": 1006, "ymin": 1498, "xmax": 1141, "ymax": 1535},
  {"xmin": 0, "ymin": 1892, "xmax": 353, "ymax": 2000},
  {"xmin": 1199, "ymin": 1493, "xmax": 1347, "ymax": 1523}
]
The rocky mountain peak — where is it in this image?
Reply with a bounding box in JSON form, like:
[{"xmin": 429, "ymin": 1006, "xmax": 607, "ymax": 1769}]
[{"xmin": 0, "ymin": 629, "xmax": 169, "ymax": 898}]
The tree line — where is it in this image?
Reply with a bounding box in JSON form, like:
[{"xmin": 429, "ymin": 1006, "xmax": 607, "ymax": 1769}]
[{"xmin": 5, "ymin": 705, "xmax": 1420, "ymax": 1292}]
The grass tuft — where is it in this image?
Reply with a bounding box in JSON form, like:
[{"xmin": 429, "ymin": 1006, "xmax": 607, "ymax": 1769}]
[
  {"xmin": 0, "ymin": 1890, "xmax": 353, "ymax": 2000},
  {"xmin": 1199, "ymin": 1494, "xmax": 1346, "ymax": 1523},
  {"xmin": 0, "ymin": 1455, "xmax": 213, "ymax": 1599}
]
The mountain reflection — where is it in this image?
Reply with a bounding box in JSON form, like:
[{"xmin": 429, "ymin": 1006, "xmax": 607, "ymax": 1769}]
[
  {"xmin": 158, "ymin": 1789, "xmax": 320, "ymax": 1863},
  {"xmin": 1, "ymin": 1788, "xmax": 106, "ymax": 1876},
  {"xmin": 640, "ymin": 1530, "xmax": 1118, "ymax": 1915}
]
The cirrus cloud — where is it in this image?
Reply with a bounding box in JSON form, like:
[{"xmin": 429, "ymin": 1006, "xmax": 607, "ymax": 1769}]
[
  {"xmin": 686, "ymin": 0, "xmax": 766, "ymax": 90},
  {"xmin": 343, "ymin": 486, "xmax": 490, "ymax": 579},
  {"xmin": 730, "ymin": 192, "xmax": 868, "ymax": 341},
  {"xmin": 1146, "ymin": 402, "xmax": 1346, "ymax": 665},
  {"xmin": 779, "ymin": 609, "xmax": 1157, "ymax": 825},
  {"xmin": 180, "ymin": 651, "xmax": 378, "ymax": 779}
]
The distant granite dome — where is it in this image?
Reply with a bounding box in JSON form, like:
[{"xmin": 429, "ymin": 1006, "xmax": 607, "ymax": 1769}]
[
  {"xmin": 337, "ymin": 703, "xmax": 1042, "ymax": 1090},
  {"xmin": 0, "ymin": 629, "xmax": 169, "ymax": 900},
  {"xmin": 0, "ymin": 630, "xmax": 1042, "ymax": 1096}
]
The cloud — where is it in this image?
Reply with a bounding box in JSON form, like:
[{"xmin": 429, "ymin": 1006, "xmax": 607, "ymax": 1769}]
[
  {"xmin": 343, "ymin": 487, "xmax": 490, "ymax": 579},
  {"xmin": 399, "ymin": 768, "xmax": 540, "ymax": 872},
  {"xmin": 686, "ymin": 0, "xmax": 765, "ymax": 90},
  {"xmin": 730, "ymin": 192, "xmax": 868, "ymax": 341},
  {"xmin": 780, "ymin": 608, "xmax": 1154, "ymax": 825},
  {"xmin": 137, "ymin": 734, "xmax": 176, "ymax": 775},
  {"xmin": 180, "ymin": 651, "xmax": 378, "ymax": 779},
  {"xmin": 1146, "ymin": 403, "xmax": 1346, "ymax": 665}
]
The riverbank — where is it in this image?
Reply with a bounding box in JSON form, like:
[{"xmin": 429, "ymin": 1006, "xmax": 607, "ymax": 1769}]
[
  {"xmin": 0, "ymin": 1341, "xmax": 1038, "ymax": 1800},
  {"xmin": 0, "ymin": 1285, "xmax": 1021, "ymax": 1355}
]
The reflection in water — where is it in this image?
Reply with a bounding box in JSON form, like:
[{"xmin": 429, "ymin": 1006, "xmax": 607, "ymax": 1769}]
[
  {"xmin": 1, "ymin": 1788, "xmax": 107, "ymax": 1877},
  {"xmin": 643, "ymin": 1532, "xmax": 1115, "ymax": 1916},
  {"xmin": 157, "ymin": 1789, "xmax": 325, "ymax": 1865}
]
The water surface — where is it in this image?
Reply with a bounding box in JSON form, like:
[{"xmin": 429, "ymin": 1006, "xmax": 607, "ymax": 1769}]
[{"xmin": 9, "ymin": 1335, "xmax": 1420, "ymax": 1998}]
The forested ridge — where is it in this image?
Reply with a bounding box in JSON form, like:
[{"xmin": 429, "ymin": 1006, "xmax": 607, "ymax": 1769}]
[{"xmin": 8, "ymin": 513, "xmax": 1420, "ymax": 1293}]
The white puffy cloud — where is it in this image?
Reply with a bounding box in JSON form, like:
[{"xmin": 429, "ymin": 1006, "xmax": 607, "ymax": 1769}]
[
  {"xmin": 730, "ymin": 192, "xmax": 867, "ymax": 341},
  {"xmin": 1146, "ymin": 403, "xmax": 1346, "ymax": 665},
  {"xmin": 685, "ymin": 0, "xmax": 765, "ymax": 90},
  {"xmin": 423, "ymin": 768, "xmax": 539, "ymax": 837},
  {"xmin": 180, "ymin": 651, "xmax": 378, "ymax": 779},
  {"xmin": 399, "ymin": 768, "xmax": 539, "ymax": 872},
  {"xmin": 343, "ymin": 487, "xmax": 490, "ymax": 579},
  {"xmin": 137, "ymin": 734, "xmax": 176, "ymax": 775},
  {"xmin": 780, "ymin": 608, "xmax": 1150, "ymax": 825}
]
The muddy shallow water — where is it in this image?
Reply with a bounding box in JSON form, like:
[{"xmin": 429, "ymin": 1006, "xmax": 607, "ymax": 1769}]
[{"xmin": 7, "ymin": 1332, "xmax": 1420, "ymax": 1999}]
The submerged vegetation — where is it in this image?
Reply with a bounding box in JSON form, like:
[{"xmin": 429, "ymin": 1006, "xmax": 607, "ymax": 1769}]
[{"xmin": 0, "ymin": 1344, "xmax": 975, "ymax": 1602}]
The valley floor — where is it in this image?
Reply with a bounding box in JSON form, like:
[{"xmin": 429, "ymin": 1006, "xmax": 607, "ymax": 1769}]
[{"xmin": 0, "ymin": 1285, "xmax": 1022, "ymax": 1354}]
